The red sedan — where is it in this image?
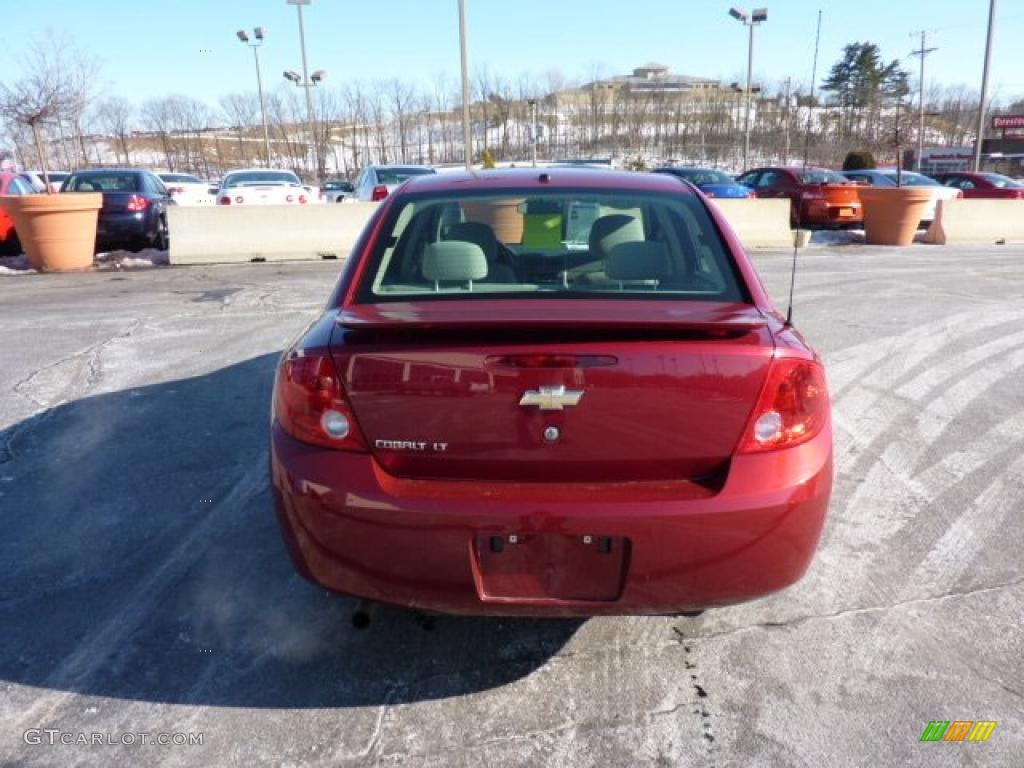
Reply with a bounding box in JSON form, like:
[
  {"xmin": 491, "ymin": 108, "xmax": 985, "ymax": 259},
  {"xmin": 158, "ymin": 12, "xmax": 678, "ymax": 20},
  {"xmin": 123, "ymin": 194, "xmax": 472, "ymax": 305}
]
[
  {"xmin": 0, "ymin": 172, "xmax": 37, "ymax": 255},
  {"xmin": 932, "ymin": 171, "xmax": 1024, "ymax": 199},
  {"xmin": 736, "ymin": 166, "xmax": 863, "ymax": 229},
  {"xmin": 271, "ymin": 168, "xmax": 833, "ymax": 616}
]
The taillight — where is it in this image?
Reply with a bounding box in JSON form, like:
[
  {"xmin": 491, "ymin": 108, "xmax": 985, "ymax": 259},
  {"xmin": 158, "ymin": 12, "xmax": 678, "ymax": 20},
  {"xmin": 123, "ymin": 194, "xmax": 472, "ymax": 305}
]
[
  {"xmin": 737, "ymin": 357, "xmax": 829, "ymax": 454},
  {"xmin": 273, "ymin": 351, "xmax": 367, "ymax": 452},
  {"xmin": 235, "ymin": 195, "xmax": 244, "ymax": 204},
  {"xmin": 126, "ymin": 194, "xmax": 149, "ymax": 211},
  {"xmin": 746, "ymin": 191, "xmax": 756, "ymax": 198},
  {"xmin": 219, "ymin": 196, "xmax": 231, "ymax": 205},
  {"xmin": 955, "ymin": 190, "xmax": 964, "ymax": 199},
  {"xmin": 371, "ymin": 185, "xmax": 388, "ymax": 201},
  {"xmin": 286, "ymin": 194, "xmax": 294, "ymax": 203},
  {"xmin": 298, "ymin": 194, "xmax": 308, "ymax": 204}
]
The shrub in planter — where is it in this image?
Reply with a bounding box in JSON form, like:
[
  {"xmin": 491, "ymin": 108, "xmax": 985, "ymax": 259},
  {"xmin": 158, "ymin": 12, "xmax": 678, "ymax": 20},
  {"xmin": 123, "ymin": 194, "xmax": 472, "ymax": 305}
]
[{"xmin": 842, "ymin": 151, "xmax": 877, "ymax": 171}]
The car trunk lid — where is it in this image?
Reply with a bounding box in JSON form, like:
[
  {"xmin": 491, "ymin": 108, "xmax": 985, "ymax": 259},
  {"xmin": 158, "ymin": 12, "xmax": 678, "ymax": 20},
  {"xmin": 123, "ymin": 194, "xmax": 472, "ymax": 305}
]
[{"xmin": 333, "ymin": 300, "xmax": 774, "ymax": 483}]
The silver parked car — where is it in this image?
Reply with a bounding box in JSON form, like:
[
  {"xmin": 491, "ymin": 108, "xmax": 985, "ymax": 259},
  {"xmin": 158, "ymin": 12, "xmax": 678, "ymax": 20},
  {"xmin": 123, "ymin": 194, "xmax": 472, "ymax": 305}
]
[{"xmin": 353, "ymin": 164, "xmax": 436, "ymax": 202}]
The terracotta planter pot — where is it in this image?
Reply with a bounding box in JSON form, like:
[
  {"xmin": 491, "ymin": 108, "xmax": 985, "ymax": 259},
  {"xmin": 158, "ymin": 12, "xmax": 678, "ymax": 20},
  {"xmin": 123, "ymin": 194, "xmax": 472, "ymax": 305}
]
[
  {"xmin": 0, "ymin": 193, "xmax": 102, "ymax": 271},
  {"xmin": 858, "ymin": 186, "xmax": 933, "ymax": 246},
  {"xmin": 462, "ymin": 199, "xmax": 525, "ymax": 244}
]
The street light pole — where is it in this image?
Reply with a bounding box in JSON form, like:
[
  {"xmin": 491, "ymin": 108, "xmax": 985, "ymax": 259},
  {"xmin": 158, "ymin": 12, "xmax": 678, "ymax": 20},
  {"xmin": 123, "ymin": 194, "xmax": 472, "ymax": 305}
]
[
  {"xmin": 288, "ymin": 0, "xmax": 320, "ymax": 181},
  {"xmin": 237, "ymin": 28, "xmax": 272, "ymax": 165},
  {"xmin": 973, "ymin": 0, "xmax": 997, "ymax": 172},
  {"xmin": 729, "ymin": 8, "xmax": 767, "ymax": 172},
  {"xmin": 458, "ymin": 0, "xmax": 473, "ymax": 170}
]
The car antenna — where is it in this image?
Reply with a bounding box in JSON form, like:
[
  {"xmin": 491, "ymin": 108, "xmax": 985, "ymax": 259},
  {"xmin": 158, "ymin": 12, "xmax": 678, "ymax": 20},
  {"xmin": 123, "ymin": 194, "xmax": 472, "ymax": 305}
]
[{"xmin": 785, "ymin": 201, "xmax": 801, "ymax": 327}]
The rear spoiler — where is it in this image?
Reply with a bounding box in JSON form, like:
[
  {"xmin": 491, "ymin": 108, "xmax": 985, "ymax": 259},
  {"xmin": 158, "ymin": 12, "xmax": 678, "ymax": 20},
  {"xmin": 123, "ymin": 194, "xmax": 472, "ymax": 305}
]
[{"xmin": 338, "ymin": 301, "xmax": 769, "ymax": 332}]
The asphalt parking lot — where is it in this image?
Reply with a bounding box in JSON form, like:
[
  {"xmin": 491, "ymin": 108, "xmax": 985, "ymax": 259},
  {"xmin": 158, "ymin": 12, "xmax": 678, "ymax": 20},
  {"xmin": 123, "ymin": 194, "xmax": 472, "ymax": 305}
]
[{"xmin": 1, "ymin": 244, "xmax": 1022, "ymax": 767}]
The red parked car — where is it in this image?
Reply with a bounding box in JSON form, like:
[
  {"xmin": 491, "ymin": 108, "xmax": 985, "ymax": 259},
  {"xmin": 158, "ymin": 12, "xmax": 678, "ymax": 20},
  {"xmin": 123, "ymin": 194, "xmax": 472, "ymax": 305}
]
[
  {"xmin": 736, "ymin": 166, "xmax": 863, "ymax": 228},
  {"xmin": 0, "ymin": 172, "xmax": 37, "ymax": 255},
  {"xmin": 271, "ymin": 168, "xmax": 833, "ymax": 617},
  {"xmin": 931, "ymin": 172, "xmax": 1024, "ymax": 199}
]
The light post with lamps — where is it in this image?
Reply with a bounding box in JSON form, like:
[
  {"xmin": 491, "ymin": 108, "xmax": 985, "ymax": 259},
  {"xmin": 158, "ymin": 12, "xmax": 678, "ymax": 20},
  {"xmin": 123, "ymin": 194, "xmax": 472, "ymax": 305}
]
[
  {"xmin": 236, "ymin": 27, "xmax": 271, "ymax": 165},
  {"xmin": 286, "ymin": 0, "xmax": 322, "ymax": 180},
  {"xmin": 728, "ymin": 7, "xmax": 767, "ymax": 172},
  {"xmin": 283, "ymin": 68, "xmax": 326, "ymax": 178}
]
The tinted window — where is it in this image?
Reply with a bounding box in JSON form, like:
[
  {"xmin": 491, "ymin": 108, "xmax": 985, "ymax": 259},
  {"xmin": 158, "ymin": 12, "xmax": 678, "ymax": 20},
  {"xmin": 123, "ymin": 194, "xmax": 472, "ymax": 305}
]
[
  {"xmin": 758, "ymin": 172, "xmax": 783, "ymax": 188},
  {"xmin": 148, "ymin": 174, "xmax": 168, "ymax": 195},
  {"xmin": 661, "ymin": 169, "xmax": 735, "ymax": 186},
  {"xmin": 7, "ymin": 177, "xmax": 33, "ymax": 195},
  {"xmin": 159, "ymin": 174, "xmax": 202, "ymax": 183},
  {"xmin": 66, "ymin": 173, "xmax": 140, "ymax": 192},
  {"xmin": 881, "ymin": 171, "xmax": 940, "ymax": 186},
  {"xmin": 357, "ymin": 190, "xmax": 746, "ymax": 303},
  {"xmin": 798, "ymin": 170, "xmax": 848, "ymax": 185}
]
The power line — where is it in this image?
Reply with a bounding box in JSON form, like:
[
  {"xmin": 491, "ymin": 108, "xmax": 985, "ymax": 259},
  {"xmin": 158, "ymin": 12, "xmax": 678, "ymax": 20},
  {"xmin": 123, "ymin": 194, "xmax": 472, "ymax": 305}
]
[{"xmin": 909, "ymin": 30, "xmax": 938, "ymax": 171}]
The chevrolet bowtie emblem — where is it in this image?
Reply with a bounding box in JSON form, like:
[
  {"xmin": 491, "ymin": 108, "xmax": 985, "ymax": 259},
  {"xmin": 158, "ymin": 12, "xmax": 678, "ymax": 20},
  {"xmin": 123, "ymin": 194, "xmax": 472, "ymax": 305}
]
[{"xmin": 518, "ymin": 385, "xmax": 584, "ymax": 411}]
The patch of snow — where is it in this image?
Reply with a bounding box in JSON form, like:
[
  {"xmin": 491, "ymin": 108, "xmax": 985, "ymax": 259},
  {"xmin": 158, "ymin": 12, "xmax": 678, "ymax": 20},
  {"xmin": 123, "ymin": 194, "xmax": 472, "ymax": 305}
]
[
  {"xmin": 809, "ymin": 229, "xmax": 865, "ymax": 246},
  {"xmin": 95, "ymin": 248, "xmax": 169, "ymax": 270}
]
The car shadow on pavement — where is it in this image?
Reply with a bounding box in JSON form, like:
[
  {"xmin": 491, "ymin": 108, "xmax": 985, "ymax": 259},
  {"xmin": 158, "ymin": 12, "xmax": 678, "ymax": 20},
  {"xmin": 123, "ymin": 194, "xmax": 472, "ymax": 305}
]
[{"xmin": 0, "ymin": 353, "xmax": 583, "ymax": 709}]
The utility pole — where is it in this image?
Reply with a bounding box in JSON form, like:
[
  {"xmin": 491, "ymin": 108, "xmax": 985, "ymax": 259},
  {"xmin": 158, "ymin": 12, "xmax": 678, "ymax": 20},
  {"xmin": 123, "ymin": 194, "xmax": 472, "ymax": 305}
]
[
  {"xmin": 909, "ymin": 31, "xmax": 938, "ymax": 172},
  {"xmin": 528, "ymin": 99, "xmax": 538, "ymax": 167},
  {"xmin": 801, "ymin": 9, "xmax": 822, "ymax": 169},
  {"xmin": 783, "ymin": 76, "xmax": 792, "ymax": 163},
  {"xmin": 973, "ymin": 0, "xmax": 997, "ymax": 172}
]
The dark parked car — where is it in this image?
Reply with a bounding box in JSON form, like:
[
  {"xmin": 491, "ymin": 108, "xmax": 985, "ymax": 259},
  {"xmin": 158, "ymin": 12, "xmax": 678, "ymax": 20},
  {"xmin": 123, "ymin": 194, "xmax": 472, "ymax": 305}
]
[
  {"xmin": 61, "ymin": 169, "xmax": 172, "ymax": 251},
  {"xmin": 736, "ymin": 166, "xmax": 863, "ymax": 228},
  {"xmin": 653, "ymin": 167, "xmax": 755, "ymax": 198},
  {"xmin": 270, "ymin": 168, "xmax": 833, "ymax": 616}
]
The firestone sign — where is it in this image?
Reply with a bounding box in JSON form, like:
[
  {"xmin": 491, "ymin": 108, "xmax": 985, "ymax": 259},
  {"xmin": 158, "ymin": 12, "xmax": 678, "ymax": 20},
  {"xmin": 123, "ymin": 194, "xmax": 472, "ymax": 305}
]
[{"xmin": 992, "ymin": 115, "xmax": 1024, "ymax": 130}]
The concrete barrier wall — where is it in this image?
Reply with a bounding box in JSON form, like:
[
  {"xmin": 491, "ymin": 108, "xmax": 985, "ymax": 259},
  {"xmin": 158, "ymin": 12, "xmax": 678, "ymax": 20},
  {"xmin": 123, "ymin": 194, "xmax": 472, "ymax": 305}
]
[
  {"xmin": 924, "ymin": 199, "xmax": 1024, "ymax": 245},
  {"xmin": 168, "ymin": 203, "xmax": 378, "ymax": 265},
  {"xmin": 710, "ymin": 198, "xmax": 793, "ymax": 248}
]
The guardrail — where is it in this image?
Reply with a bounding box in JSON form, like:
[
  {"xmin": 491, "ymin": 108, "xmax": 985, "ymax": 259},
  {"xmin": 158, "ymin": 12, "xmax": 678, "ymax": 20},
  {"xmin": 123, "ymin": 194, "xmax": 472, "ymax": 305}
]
[
  {"xmin": 709, "ymin": 198, "xmax": 794, "ymax": 248},
  {"xmin": 168, "ymin": 203, "xmax": 378, "ymax": 265},
  {"xmin": 924, "ymin": 199, "xmax": 1024, "ymax": 245}
]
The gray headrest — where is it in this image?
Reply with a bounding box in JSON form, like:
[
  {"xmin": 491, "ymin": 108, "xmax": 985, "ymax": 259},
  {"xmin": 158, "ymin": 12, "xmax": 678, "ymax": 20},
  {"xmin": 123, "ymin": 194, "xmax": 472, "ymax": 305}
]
[
  {"xmin": 589, "ymin": 214, "xmax": 644, "ymax": 260},
  {"xmin": 605, "ymin": 241, "xmax": 670, "ymax": 281},
  {"xmin": 422, "ymin": 241, "xmax": 488, "ymax": 282},
  {"xmin": 446, "ymin": 222, "xmax": 498, "ymax": 261}
]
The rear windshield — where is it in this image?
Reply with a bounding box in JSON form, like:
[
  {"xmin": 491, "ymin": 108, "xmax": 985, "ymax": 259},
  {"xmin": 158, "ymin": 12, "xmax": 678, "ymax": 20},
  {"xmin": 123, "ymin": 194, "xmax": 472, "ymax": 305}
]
[
  {"xmin": 65, "ymin": 173, "xmax": 140, "ymax": 192},
  {"xmin": 324, "ymin": 181, "xmax": 352, "ymax": 190},
  {"xmin": 798, "ymin": 170, "xmax": 849, "ymax": 185},
  {"xmin": 981, "ymin": 173, "xmax": 1023, "ymax": 189},
  {"xmin": 222, "ymin": 171, "xmax": 300, "ymax": 187},
  {"xmin": 160, "ymin": 174, "xmax": 202, "ymax": 183},
  {"xmin": 356, "ymin": 190, "xmax": 747, "ymax": 303},
  {"xmin": 375, "ymin": 167, "xmax": 436, "ymax": 185},
  {"xmin": 891, "ymin": 171, "xmax": 941, "ymax": 186}
]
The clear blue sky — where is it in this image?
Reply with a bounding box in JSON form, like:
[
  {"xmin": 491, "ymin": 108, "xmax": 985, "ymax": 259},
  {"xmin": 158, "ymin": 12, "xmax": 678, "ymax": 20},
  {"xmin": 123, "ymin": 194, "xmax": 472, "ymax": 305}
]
[{"xmin": 5, "ymin": 0, "xmax": 1023, "ymax": 109}]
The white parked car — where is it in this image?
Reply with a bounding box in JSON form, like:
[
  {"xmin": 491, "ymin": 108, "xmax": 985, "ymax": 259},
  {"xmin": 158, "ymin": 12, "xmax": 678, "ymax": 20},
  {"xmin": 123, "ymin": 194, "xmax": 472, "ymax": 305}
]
[
  {"xmin": 322, "ymin": 179, "xmax": 355, "ymax": 202},
  {"xmin": 842, "ymin": 169, "xmax": 961, "ymax": 223},
  {"xmin": 215, "ymin": 169, "xmax": 310, "ymax": 205},
  {"xmin": 158, "ymin": 173, "xmax": 214, "ymax": 206}
]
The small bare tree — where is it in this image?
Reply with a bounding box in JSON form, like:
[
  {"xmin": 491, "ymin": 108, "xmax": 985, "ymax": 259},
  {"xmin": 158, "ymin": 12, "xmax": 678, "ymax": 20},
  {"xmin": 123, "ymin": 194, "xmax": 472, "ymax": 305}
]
[{"xmin": 0, "ymin": 44, "xmax": 73, "ymax": 191}]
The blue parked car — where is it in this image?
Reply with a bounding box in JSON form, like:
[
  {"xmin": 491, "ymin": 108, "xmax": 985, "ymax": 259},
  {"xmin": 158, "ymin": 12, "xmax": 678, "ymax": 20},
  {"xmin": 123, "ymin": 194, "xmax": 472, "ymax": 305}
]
[{"xmin": 652, "ymin": 167, "xmax": 754, "ymax": 198}]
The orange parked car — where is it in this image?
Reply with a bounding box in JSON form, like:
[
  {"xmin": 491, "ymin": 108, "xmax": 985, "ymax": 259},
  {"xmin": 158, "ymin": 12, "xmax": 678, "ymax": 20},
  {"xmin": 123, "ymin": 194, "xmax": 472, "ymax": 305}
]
[
  {"xmin": 736, "ymin": 166, "xmax": 863, "ymax": 229},
  {"xmin": 0, "ymin": 172, "xmax": 37, "ymax": 255}
]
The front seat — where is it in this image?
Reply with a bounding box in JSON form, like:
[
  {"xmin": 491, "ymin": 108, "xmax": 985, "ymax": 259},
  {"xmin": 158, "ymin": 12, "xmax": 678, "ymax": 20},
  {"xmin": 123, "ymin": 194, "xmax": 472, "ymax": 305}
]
[{"xmin": 445, "ymin": 221, "xmax": 516, "ymax": 283}]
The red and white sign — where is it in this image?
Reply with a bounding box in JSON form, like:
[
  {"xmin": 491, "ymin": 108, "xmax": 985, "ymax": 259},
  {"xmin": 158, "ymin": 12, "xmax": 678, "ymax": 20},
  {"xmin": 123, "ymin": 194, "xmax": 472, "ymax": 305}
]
[{"xmin": 992, "ymin": 115, "xmax": 1024, "ymax": 129}]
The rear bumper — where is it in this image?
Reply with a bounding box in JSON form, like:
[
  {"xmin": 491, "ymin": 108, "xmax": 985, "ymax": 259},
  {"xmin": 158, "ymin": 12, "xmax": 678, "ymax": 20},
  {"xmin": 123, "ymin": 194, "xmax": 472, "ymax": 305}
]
[
  {"xmin": 271, "ymin": 422, "xmax": 832, "ymax": 616},
  {"xmin": 97, "ymin": 211, "xmax": 153, "ymax": 243},
  {"xmin": 800, "ymin": 201, "xmax": 863, "ymax": 228}
]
